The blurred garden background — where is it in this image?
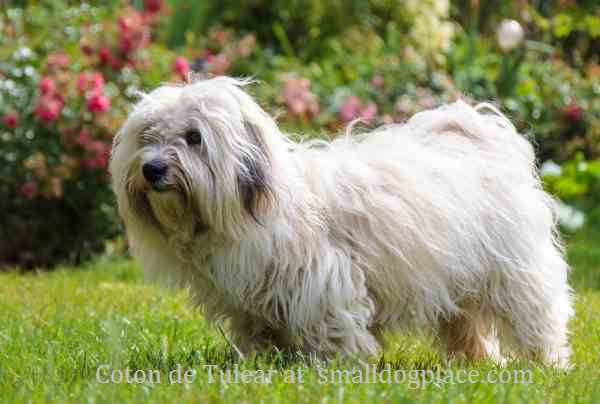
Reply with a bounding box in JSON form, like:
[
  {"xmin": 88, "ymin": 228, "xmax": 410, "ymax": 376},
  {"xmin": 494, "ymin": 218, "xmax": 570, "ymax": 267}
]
[
  {"xmin": 2, "ymin": 1, "xmax": 600, "ymax": 402},
  {"xmin": 1, "ymin": 0, "xmax": 600, "ymax": 269}
]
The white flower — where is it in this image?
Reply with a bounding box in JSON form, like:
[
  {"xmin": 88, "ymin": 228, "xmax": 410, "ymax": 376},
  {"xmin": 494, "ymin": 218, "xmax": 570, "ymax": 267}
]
[
  {"xmin": 497, "ymin": 19, "xmax": 524, "ymax": 52},
  {"xmin": 433, "ymin": 0, "xmax": 450, "ymax": 15},
  {"xmin": 540, "ymin": 160, "xmax": 562, "ymax": 177},
  {"xmin": 13, "ymin": 46, "xmax": 33, "ymax": 61}
]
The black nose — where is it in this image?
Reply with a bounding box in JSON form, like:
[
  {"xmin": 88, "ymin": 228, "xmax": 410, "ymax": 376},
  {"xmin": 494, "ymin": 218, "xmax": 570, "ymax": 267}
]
[{"xmin": 142, "ymin": 159, "xmax": 168, "ymax": 183}]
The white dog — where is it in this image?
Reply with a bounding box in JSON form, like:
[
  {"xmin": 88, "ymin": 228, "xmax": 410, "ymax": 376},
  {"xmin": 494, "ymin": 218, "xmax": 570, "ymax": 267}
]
[{"xmin": 110, "ymin": 77, "xmax": 573, "ymax": 367}]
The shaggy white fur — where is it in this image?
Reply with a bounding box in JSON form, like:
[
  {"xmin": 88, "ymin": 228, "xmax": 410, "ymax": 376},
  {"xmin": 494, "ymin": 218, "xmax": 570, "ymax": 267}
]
[{"xmin": 110, "ymin": 77, "xmax": 573, "ymax": 367}]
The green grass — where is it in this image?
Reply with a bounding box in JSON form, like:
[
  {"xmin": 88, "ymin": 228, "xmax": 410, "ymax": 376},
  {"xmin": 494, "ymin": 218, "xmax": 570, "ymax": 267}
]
[{"xmin": 1, "ymin": 230, "xmax": 600, "ymax": 403}]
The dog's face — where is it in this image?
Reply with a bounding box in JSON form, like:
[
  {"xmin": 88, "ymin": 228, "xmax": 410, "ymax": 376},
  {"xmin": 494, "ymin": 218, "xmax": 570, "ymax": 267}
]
[{"xmin": 110, "ymin": 77, "xmax": 277, "ymax": 244}]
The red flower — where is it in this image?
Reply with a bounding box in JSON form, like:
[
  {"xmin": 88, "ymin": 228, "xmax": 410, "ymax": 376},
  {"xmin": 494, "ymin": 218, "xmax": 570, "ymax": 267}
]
[
  {"xmin": 98, "ymin": 47, "xmax": 112, "ymax": 65},
  {"xmin": 173, "ymin": 56, "xmax": 189, "ymax": 79},
  {"xmin": 39, "ymin": 76, "xmax": 55, "ymax": 95},
  {"xmin": 1, "ymin": 112, "xmax": 19, "ymax": 129},
  {"xmin": 144, "ymin": 0, "xmax": 162, "ymax": 13},
  {"xmin": 84, "ymin": 141, "xmax": 110, "ymax": 169},
  {"xmin": 21, "ymin": 181, "xmax": 38, "ymax": 199},
  {"xmin": 35, "ymin": 95, "xmax": 63, "ymax": 123},
  {"xmin": 81, "ymin": 43, "xmax": 94, "ymax": 56},
  {"xmin": 86, "ymin": 92, "xmax": 110, "ymax": 113},
  {"xmin": 560, "ymin": 102, "xmax": 584, "ymax": 123},
  {"xmin": 119, "ymin": 33, "xmax": 135, "ymax": 54},
  {"xmin": 110, "ymin": 57, "xmax": 125, "ymax": 70},
  {"xmin": 77, "ymin": 130, "xmax": 92, "ymax": 147},
  {"xmin": 117, "ymin": 16, "xmax": 130, "ymax": 32}
]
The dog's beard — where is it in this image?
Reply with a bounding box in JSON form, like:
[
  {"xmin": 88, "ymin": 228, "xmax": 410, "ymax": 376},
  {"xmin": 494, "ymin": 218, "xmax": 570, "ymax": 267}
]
[
  {"xmin": 123, "ymin": 158, "xmax": 203, "ymax": 246},
  {"xmin": 146, "ymin": 190, "xmax": 190, "ymax": 234}
]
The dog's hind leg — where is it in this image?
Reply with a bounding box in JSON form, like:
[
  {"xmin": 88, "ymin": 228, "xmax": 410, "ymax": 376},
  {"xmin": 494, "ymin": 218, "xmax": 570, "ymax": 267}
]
[
  {"xmin": 438, "ymin": 301, "xmax": 504, "ymax": 364},
  {"xmin": 493, "ymin": 248, "xmax": 574, "ymax": 369},
  {"xmin": 496, "ymin": 274, "xmax": 573, "ymax": 369}
]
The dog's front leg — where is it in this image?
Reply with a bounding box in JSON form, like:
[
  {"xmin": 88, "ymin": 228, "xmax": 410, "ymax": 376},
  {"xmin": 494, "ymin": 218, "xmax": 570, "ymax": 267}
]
[
  {"xmin": 227, "ymin": 313, "xmax": 295, "ymax": 355},
  {"xmin": 301, "ymin": 311, "xmax": 380, "ymax": 359}
]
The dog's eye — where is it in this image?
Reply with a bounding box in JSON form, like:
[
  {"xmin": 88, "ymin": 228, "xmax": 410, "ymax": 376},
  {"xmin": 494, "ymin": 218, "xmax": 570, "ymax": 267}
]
[{"xmin": 185, "ymin": 129, "xmax": 203, "ymax": 146}]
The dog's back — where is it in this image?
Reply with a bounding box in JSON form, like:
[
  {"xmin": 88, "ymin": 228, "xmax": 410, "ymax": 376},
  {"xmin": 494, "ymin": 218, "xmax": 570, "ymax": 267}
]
[{"xmin": 285, "ymin": 101, "xmax": 571, "ymax": 366}]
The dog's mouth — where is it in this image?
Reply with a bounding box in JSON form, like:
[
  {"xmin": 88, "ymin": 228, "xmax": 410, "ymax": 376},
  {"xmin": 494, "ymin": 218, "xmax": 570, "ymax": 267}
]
[{"xmin": 148, "ymin": 181, "xmax": 176, "ymax": 193}]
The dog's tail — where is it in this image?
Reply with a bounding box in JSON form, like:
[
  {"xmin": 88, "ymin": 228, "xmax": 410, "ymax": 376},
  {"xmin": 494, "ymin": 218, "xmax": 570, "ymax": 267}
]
[{"xmin": 406, "ymin": 99, "xmax": 536, "ymax": 175}]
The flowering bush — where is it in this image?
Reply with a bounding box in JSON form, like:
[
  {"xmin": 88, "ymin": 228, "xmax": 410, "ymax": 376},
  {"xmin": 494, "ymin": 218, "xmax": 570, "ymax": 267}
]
[{"xmin": 0, "ymin": 2, "xmax": 176, "ymax": 268}]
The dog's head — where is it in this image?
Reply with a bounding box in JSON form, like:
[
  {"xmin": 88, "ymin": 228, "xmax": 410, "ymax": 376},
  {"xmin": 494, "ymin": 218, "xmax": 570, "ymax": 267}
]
[{"xmin": 109, "ymin": 77, "xmax": 281, "ymax": 245}]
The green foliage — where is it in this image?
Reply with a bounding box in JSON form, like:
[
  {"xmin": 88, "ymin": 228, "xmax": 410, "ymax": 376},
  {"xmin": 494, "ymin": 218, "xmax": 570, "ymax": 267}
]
[
  {"xmin": 544, "ymin": 155, "xmax": 600, "ymax": 225},
  {"xmin": 163, "ymin": 0, "xmax": 415, "ymax": 61}
]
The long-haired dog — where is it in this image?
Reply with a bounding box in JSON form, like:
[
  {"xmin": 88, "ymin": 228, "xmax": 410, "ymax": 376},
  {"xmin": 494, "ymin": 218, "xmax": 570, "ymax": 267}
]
[{"xmin": 110, "ymin": 77, "xmax": 573, "ymax": 367}]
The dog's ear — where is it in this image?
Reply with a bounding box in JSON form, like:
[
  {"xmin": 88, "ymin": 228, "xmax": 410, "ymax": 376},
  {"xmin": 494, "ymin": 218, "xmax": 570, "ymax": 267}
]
[{"xmin": 237, "ymin": 121, "xmax": 275, "ymax": 223}]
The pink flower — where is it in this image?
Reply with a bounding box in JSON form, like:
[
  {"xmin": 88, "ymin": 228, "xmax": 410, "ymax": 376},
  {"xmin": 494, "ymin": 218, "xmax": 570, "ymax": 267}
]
[
  {"xmin": 173, "ymin": 56, "xmax": 190, "ymax": 78},
  {"xmin": 360, "ymin": 102, "xmax": 378, "ymax": 124},
  {"xmin": 282, "ymin": 76, "xmax": 320, "ymax": 118},
  {"xmin": 76, "ymin": 73, "xmax": 88, "ymax": 92},
  {"xmin": 21, "ymin": 181, "xmax": 38, "ymax": 199},
  {"xmin": 90, "ymin": 140, "xmax": 109, "ymax": 155},
  {"xmin": 371, "ymin": 74, "xmax": 384, "ymax": 88},
  {"xmin": 77, "ymin": 72, "xmax": 104, "ymax": 93},
  {"xmin": 98, "ymin": 47, "xmax": 112, "ymax": 65},
  {"xmin": 238, "ymin": 34, "xmax": 256, "ymax": 57},
  {"xmin": 207, "ymin": 53, "xmax": 230, "ymax": 75},
  {"xmin": 46, "ymin": 52, "xmax": 70, "ymax": 70},
  {"xmin": 83, "ymin": 157, "xmax": 100, "ymax": 169},
  {"xmin": 86, "ymin": 92, "xmax": 110, "ymax": 114},
  {"xmin": 144, "ymin": 0, "xmax": 162, "ymax": 13},
  {"xmin": 338, "ymin": 95, "xmax": 362, "ymax": 122},
  {"xmin": 1, "ymin": 112, "xmax": 19, "ymax": 129},
  {"xmin": 90, "ymin": 73, "xmax": 105, "ymax": 91},
  {"xmin": 35, "ymin": 96, "xmax": 63, "ymax": 123},
  {"xmin": 211, "ymin": 30, "xmax": 229, "ymax": 45},
  {"xmin": 39, "ymin": 76, "xmax": 55, "ymax": 95}
]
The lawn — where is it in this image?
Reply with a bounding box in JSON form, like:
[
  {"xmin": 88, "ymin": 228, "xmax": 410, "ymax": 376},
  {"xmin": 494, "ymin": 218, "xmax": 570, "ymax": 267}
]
[{"xmin": 1, "ymin": 230, "xmax": 599, "ymax": 403}]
